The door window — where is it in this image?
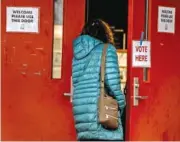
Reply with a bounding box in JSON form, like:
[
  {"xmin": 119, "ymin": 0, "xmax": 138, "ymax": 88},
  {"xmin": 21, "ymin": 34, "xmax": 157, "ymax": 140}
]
[{"xmin": 52, "ymin": 0, "xmax": 63, "ymax": 79}]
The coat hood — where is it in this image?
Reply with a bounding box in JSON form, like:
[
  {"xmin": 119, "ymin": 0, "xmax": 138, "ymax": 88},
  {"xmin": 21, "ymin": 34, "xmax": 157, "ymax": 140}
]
[{"xmin": 73, "ymin": 35, "xmax": 102, "ymax": 59}]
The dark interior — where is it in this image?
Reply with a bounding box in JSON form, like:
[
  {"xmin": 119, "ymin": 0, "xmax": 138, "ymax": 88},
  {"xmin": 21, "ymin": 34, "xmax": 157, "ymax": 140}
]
[
  {"xmin": 86, "ymin": 0, "xmax": 128, "ymax": 49},
  {"xmin": 85, "ymin": 0, "xmax": 128, "ymax": 139}
]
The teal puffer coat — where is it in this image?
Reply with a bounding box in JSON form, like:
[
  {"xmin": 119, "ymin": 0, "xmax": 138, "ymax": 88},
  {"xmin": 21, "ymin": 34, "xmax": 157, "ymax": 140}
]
[{"xmin": 72, "ymin": 35, "xmax": 126, "ymax": 140}]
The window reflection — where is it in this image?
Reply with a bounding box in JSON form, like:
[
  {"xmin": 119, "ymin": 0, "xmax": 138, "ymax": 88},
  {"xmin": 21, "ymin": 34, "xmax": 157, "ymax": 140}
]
[{"xmin": 54, "ymin": 0, "xmax": 63, "ymax": 25}]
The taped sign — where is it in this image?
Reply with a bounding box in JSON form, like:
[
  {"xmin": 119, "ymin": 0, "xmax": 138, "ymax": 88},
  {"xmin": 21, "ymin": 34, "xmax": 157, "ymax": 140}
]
[
  {"xmin": 158, "ymin": 6, "xmax": 176, "ymax": 33},
  {"xmin": 132, "ymin": 41, "xmax": 151, "ymax": 68},
  {"xmin": 6, "ymin": 7, "xmax": 39, "ymax": 33}
]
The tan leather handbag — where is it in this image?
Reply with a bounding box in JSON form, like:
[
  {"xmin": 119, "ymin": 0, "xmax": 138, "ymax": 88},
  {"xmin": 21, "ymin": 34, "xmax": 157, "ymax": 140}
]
[{"xmin": 98, "ymin": 44, "xmax": 119, "ymax": 129}]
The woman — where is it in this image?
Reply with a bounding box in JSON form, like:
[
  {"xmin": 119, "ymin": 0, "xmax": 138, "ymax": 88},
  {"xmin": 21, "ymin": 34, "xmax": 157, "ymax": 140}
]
[{"xmin": 72, "ymin": 19, "xmax": 126, "ymax": 141}]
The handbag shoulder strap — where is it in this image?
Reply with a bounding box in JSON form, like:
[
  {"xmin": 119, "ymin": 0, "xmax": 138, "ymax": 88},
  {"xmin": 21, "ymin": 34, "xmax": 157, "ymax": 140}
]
[{"xmin": 100, "ymin": 44, "xmax": 108, "ymax": 94}]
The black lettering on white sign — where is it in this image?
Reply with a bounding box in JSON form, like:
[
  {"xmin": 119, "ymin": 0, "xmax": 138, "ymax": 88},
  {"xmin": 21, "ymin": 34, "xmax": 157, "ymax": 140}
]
[
  {"xmin": 158, "ymin": 6, "xmax": 175, "ymax": 33},
  {"xmin": 6, "ymin": 7, "xmax": 39, "ymax": 33},
  {"xmin": 11, "ymin": 10, "xmax": 34, "ymax": 23}
]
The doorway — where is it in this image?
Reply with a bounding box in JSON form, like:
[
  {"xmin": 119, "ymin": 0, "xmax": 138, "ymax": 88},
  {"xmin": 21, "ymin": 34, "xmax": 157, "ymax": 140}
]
[
  {"xmin": 85, "ymin": 0, "xmax": 128, "ymax": 139},
  {"xmin": 86, "ymin": 0, "xmax": 128, "ymax": 50}
]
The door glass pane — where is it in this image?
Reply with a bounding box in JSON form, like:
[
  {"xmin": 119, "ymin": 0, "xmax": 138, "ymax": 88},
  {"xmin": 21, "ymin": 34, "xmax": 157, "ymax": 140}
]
[{"xmin": 52, "ymin": 0, "xmax": 63, "ymax": 79}]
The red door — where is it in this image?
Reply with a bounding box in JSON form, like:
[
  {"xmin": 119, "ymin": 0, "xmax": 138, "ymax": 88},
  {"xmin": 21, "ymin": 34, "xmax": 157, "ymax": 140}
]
[
  {"xmin": 1, "ymin": 0, "xmax": 85, "ymax": 141},
  {"xmin": 127, "ymin": 0, "xmax": 180, "ymax": 140}
]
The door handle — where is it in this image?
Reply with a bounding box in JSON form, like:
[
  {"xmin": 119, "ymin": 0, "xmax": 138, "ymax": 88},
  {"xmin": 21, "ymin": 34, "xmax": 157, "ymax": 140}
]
[
  {"xmin": 64, "ymin": 76, "xmax": 73, "ymax": 102},
  {"xmin": 132, "ymin": 77, "xmax": 148, "ymax": 106},
  {"xmin": 133, "ymin": 96, "xmax": 148, "ymax": 99}
]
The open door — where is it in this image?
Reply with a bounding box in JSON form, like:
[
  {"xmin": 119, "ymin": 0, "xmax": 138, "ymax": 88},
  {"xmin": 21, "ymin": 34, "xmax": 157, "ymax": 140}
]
[
  {"xmin": 1, "ymin": 0, "xmax": 85, "ymax": 140},
  {"xmin": 127, "ymin": 0, "xmax": 180, "ymax": 140}
]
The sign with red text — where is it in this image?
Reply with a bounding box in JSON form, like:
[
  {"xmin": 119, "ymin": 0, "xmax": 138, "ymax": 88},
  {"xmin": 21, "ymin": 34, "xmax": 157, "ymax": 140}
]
[
  {"xmin": 132, "ymin": 41, "xmax": 151, "ymax": 68},
  {"xmin": 6, "ymin": 7, "xmax": 39, "ymax": 33}
]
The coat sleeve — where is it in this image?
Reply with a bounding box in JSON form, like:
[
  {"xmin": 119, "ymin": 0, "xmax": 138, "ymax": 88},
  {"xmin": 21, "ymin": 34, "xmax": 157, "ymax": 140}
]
[{"xmin": 105, "ymin": 44, "xmax": 126, "ymax": 116}]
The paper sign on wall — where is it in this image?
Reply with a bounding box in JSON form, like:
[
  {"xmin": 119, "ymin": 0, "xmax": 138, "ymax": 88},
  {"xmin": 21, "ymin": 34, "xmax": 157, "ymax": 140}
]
[
  {"xmin": 158, "ymin": 6, "xmax": 175, "ymax": 33},
  {"xmin": 132, "ymin": 41, "xmax": 151, "ymax": 68},
  {"xmin": 6, "ymin": 7, "xmax": 39, "ymax": 33}
]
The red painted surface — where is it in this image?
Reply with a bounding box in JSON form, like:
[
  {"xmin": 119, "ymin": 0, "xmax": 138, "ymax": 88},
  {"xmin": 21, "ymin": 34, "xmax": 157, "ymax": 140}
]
[
  {"xmin": 2, "ymin": 0, "xmax": 180, "ymax": 141},
  {"xmin": 127, "ymin": 0, "xmax": 180, "ymax": 140},
  {"xmin": 1, "ymin": 0, "xmax": 85, "ymax": 141}
]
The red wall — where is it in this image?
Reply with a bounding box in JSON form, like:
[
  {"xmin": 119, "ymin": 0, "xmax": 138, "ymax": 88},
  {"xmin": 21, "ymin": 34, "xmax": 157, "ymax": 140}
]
[{"xmin": 1, "ymin": 0, "xmax": 85, "ymax": 141}]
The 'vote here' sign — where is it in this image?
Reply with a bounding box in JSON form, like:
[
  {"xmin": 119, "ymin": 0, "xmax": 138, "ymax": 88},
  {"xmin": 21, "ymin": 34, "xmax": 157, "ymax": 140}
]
[{"xmin": 132, "ymin": 41, "xmax": 151, "ymax": 68}]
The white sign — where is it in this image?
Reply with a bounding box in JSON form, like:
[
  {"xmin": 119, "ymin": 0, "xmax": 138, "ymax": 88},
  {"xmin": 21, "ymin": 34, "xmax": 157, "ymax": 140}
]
[
  {"xmin": 158, "ymin": 6, "xmax": 175, "ymax": 33},
  {"xmin": 6, "ymin": 7, "xmax": 39, "ymax": 33},
  {"xmin": 132, "ymin": 41, "xmax": 151, "ymax": 68}
]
